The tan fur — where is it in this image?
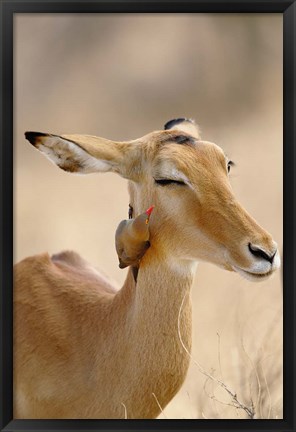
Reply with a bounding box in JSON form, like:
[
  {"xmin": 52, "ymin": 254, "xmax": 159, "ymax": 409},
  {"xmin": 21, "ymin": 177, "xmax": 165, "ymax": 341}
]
[{"xmin": 15, "ymin": 123, "xmax": 280, "ymax": 419}]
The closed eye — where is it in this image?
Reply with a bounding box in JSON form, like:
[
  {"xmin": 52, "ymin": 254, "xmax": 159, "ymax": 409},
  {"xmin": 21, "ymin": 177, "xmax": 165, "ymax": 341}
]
[{"xmin": 154, "ymin": 178, "xmax": 186, "ymax": 186}]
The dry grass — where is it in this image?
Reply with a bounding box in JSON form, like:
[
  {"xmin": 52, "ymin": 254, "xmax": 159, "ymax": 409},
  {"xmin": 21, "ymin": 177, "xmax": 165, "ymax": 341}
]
[{"xmin": 172, "ymin": 292, "xmax": 283, "ymax": 419}]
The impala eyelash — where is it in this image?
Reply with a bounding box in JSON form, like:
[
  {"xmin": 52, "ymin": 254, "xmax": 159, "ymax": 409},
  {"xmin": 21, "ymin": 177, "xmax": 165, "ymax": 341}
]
[{"xmin": 154, "ymin": 178, "xmax": 186, "ymax": 186}]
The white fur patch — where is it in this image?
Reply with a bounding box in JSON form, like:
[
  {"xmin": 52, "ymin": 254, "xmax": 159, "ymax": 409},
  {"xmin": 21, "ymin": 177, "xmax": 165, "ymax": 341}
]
[
  {"xmin": 232, "ymin": 249, "xmax": 280, "ymax": 282},
  {"xmin": 247, "ymin": 261, "xmax": 271, "ymax": 274},
  {"xmin": 168, "ymin": 258, "xmax": 198, "ymax": 278},
  {"xmin": 38, "ymin": 136, "xmax": 111, "ymax": 174},
  {"xmin": 38, "ymin": 143, "xmax": 61, "ymax": 166},
  {"xmin": 272, "ymin": 251, "xmax": 281, "ymax": 270},
  {"xmin": 171, "ymin": 168, "xmax": 193, "ymax": 188},
  {"xmin": 73, "ymin": 145, "xmax": 111, "ymax": 173},
  {"xmin": 231, "ymin": 265, "xmax": 274, "ymax": 282},
  {"xmin": 156, "ymin": 163, "xmax": 193, "ymax": 189},
  {"xmin": 244, "ymin": 246, "xmax": 281, "ymax": 274},
  {"xmin": 172, "ymin": 120, "xmax": 201, "ymax": 139}
]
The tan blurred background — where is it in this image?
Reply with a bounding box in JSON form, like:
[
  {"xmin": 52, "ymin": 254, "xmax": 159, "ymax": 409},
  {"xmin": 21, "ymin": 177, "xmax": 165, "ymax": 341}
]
[{"xmin": 14, "ymin": 14, "xmax": 283, "ymax": 419}]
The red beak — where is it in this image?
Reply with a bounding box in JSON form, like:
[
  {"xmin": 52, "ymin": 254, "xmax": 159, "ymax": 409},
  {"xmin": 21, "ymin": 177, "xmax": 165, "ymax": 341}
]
[{"xmin": 145, "ymin": 205, "xmax": 155, "ymax": 218}]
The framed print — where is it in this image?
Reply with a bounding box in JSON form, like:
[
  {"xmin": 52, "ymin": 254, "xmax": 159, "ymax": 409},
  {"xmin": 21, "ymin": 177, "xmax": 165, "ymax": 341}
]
[{"xmin": 0, "ymin": 1, "xmax": 295, "ymax": 431}]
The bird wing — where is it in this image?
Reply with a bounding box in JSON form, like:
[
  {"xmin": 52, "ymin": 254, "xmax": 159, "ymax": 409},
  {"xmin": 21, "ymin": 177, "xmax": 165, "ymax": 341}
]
[{"xmin": 115, "ymin": 220, "xmax": 129, "ymax": 254}]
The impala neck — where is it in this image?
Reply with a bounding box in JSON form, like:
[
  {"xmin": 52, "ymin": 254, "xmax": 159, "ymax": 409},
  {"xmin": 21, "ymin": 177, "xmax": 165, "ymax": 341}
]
[
  {"xmin": 118, "ymin": 247, "xmax": 196, "ymax": 326},
  {"xmin": 134, "ymin": 251, "xmax": 196, "ymax": 330},
  {"xmin": 114, "ymin": 249, "xmax": 196, "ymax": 417}
]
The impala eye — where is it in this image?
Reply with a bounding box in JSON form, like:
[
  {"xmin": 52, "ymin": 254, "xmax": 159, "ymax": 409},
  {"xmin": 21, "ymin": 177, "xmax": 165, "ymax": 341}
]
[
  {"xmin": 227, "ymin": 160, "xmax": 234, "ymax": 173},
  {"xmin": 154, "ymin": 179, "xmax": 186, "ymax": 186}
]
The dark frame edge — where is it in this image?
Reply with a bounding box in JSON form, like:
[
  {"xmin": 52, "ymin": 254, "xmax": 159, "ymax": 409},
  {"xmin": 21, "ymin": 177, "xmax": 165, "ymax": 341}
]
[
  {"xmin": 1, "ymin": 0, "xmax": 14, "ymax": 431},
  {"xmin": 283, "ymin": 1, "xmax": 296, "ymax": 431},
  {"xmin": 0, "ymin": 0, "xmax": 295, "ymax": 14},
  {"xmin": 0, "ymin": 419, "xmax": 293, "ymax": 432},
  {"xmin": 1, "ymin": 0, "xmax": 295, "ymax": 431}
]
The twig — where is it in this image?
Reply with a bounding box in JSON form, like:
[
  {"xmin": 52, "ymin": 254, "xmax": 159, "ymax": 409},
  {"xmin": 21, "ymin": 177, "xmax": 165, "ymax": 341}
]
[
  {"xmin": 203, "ymin": 374, "xmax": 222, "ymax": 417},
  {"xmin": 204, "ymin": 375, "xmax": 249, "ymax": 413},
  {"xmin": 240, "ymin": 327, "xmax": 262, "ymax": 418},
  {"xmin": 177, "ymin": 291, "xmax": 254, "ymax": 419},
  {"xmin": 258, "ymin": 349, "xmax": 272, "ymax": 419},
  {"xmin": 216, "ymin": 332, "xmax": 224, "ymax": 381},
  {"xmin": 186, "ymin": 390, "xmax": 195, "ymax": 419}
]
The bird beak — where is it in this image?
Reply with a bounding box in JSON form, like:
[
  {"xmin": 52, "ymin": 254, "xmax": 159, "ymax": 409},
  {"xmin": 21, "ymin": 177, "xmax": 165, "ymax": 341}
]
[
  {"xmin": 145, "ymin": 205, "xmax": 155, "ymax": 223},
  {"xmin": 118, "ymin": 259, "xmax": 128, "ymax": 269}
]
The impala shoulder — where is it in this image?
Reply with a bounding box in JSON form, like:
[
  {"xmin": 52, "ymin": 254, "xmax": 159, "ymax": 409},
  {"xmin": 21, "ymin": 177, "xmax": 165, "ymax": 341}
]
[
  {"xmin": 14, "ymin": 252, "xmax": 53, "ymax": 274},
  {"xmin": 51, "ymin": 250, "xmax": 88, "ymax": 268}
]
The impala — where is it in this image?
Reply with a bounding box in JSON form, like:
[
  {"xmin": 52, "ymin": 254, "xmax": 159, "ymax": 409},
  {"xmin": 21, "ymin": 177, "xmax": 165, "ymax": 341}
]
[{"xmin": 14, "ymin": 118, "xmax": 280, "ymax": 419}]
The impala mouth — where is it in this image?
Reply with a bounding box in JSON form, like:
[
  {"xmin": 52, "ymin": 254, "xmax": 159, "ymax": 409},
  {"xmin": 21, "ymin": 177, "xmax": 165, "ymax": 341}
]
[{"xmin": 232, "ymin": 265, "xmax": 274, "ymax": 282}]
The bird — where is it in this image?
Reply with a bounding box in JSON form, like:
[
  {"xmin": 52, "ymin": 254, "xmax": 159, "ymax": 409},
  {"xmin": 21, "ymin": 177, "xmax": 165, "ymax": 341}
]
[{"xmin": 115, "ymin": 206, "xmax": 154, "ymax": 272}]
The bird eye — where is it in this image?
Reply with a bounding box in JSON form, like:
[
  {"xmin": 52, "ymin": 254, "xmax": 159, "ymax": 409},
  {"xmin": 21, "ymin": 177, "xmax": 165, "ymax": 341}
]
[{"xmin": 154, "ymin": 179, "xmax": 186, "ymax": 186}]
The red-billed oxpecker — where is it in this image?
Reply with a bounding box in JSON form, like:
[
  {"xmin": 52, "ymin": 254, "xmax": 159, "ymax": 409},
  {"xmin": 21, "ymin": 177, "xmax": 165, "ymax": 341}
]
[{"xmin": 115, "ymin": 206, "xmax": 154, "ymax": 272}]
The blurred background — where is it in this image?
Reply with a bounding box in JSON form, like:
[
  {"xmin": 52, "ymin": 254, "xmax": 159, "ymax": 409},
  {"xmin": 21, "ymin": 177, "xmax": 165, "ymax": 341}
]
[{"xmin": 14, "ymin": 13, "xmax": 283, "ymax": 419}]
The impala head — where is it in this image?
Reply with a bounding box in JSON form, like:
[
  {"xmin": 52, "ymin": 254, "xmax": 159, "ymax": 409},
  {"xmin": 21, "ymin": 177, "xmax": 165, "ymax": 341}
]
[{"xmin": 25, "ymin": 118, "xmax": 280, "ymax": 281}]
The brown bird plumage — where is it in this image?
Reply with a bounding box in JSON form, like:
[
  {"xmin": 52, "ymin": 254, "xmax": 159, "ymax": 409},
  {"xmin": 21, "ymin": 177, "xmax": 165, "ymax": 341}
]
[{"xmin": 115, "ymin": 206, "xmax": 154, "ymax": 269}]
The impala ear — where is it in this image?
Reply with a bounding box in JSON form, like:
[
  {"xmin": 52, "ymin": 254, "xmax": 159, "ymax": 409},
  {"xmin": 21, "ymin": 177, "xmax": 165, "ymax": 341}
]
[
  {"xmin": 164, "ymin": 118, "xmax": 201, "ymax": 139},
  {"xmin": 25, "ymin": 132, "xmax": 140, "ymax": 179}
]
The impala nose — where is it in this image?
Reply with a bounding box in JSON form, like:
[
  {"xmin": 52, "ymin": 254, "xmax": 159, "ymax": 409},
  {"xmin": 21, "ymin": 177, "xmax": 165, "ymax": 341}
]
[{"xmin": 248, "ymin": 243, "xmax": 276, "ymax": 264}]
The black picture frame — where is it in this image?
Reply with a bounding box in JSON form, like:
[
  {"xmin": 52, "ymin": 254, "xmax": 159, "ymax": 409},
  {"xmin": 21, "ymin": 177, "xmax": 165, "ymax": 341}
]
[{"xmin": 0, "ymin": 1, "xmax": 295, "ymax": 431}]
